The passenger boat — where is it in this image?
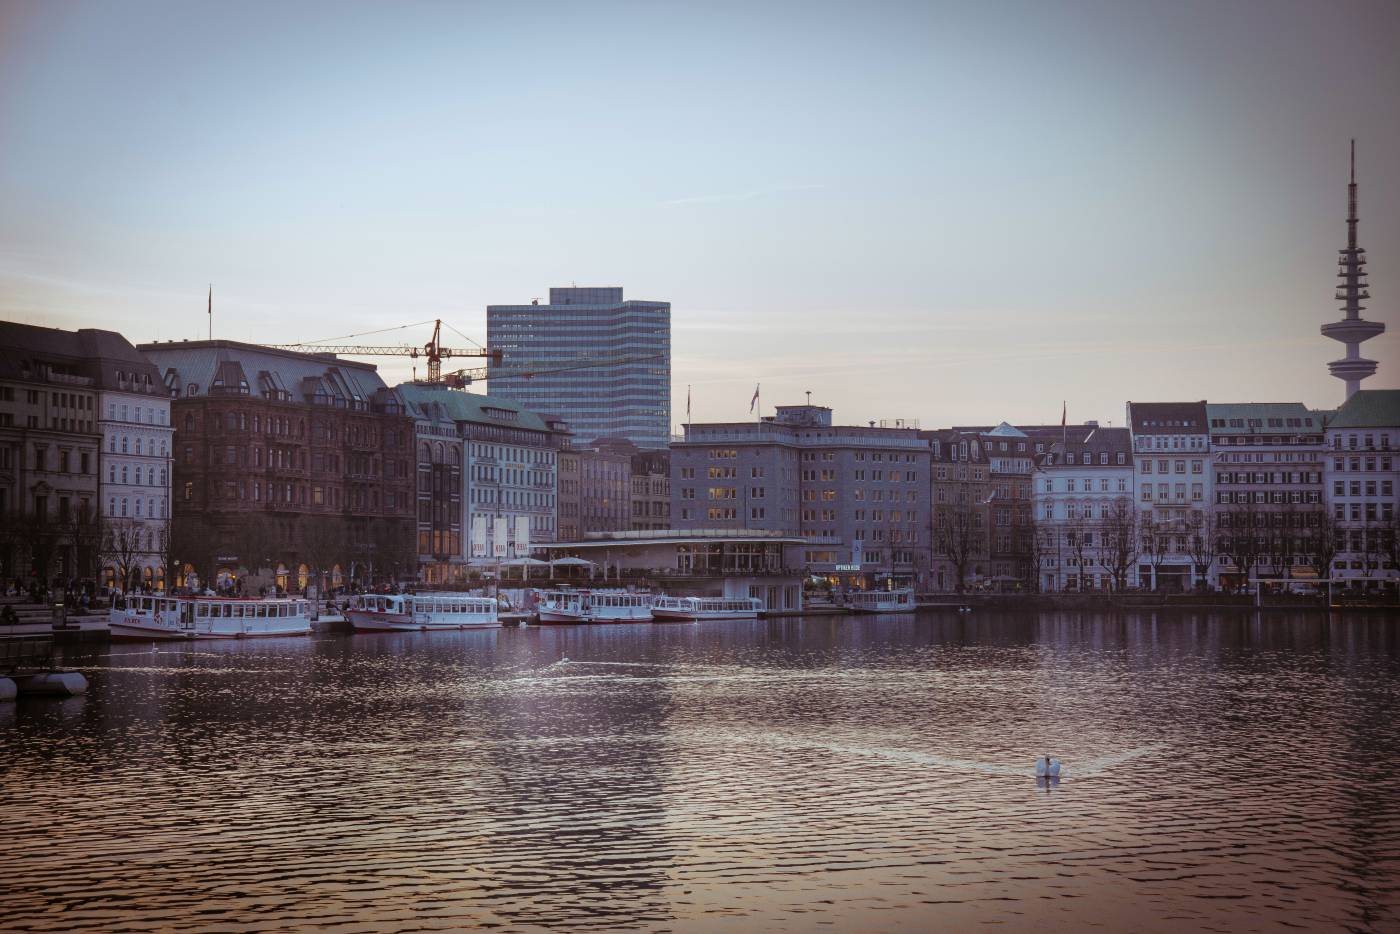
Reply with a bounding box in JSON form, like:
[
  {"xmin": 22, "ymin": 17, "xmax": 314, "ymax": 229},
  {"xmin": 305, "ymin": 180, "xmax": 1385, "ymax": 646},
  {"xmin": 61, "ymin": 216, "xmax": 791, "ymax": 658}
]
[
  {"xmin": 108, "ymin": 594, "xmax": 313, "ymax": 640},
  {"xmin": 536, "ymin": 590, "xmax": 591, "ymax": 624},
  {"xmin": 346, "ymin": 592, "xmax": 499, "ymax": 632},
  {"xmin": 535, "ymin": 590, "xmax": 657, "ymax": 623},
  {"xmin": 587, "ymin": 591, "xmax": 655, "ymax": 623},
  {"xmin": 843, "ymin": 588, "xmax": 916, "ymax": 614},
  {"xmin": 650, "ymin": 596, "xmax": 763, "ymax": 621}
]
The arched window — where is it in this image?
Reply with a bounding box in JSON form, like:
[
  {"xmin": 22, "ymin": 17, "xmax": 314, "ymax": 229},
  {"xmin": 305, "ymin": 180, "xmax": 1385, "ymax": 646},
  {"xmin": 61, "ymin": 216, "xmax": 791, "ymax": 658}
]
[{"xmin": 184, "ymin": 413, "xmax": 194, "ymax": 432}]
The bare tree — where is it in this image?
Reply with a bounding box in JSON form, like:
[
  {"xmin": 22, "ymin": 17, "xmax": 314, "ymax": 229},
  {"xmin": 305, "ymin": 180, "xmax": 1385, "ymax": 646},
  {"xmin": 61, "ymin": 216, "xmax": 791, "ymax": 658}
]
[
  {"xmin": 1183, "ymin": 509, "xmax": 1215, "ymax": 591},
  {"xmin": 298, "ymin": 515, "xmax": 343, "ymax": 593},
  {"xmin": 935, "ymin": 499, "xmax": 982, "ymax": 594},
  {"xmin": 234, "ymin": 514, "xmax": 279, "ymax": 580},
  {"xmin": 1306, "ymin": 509, "xmax": 1341, "ymax": 582},
  {"xmin": 1098, "ymin": 497, "xmax": 1139, "ymax": 592},
  {"xmin": 100, "ymin": 517, "xmax": 146, "ymax": 594},
  {"xmin": 1067, "ymin": 523, "xmax": 1091, "ymax": 590},
  {"xmin": 1140, "ymin": 516, "xmax": 1172, "ymax": 592},
  {"xmin": 1382, "ymin": 511, "xmax": 1400, "ymax": 578},
  {"xmin": 0, "ymin": 509, "xmax": 24, "ymax": 583},
  {"xmin": 1220, "ymin": 503, "xmax": 1264, "ymax": 593}
]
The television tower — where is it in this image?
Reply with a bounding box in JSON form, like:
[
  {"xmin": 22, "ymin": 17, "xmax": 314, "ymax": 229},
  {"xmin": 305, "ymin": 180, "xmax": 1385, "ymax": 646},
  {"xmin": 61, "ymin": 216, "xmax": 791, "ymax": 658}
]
[{"xmin": 1321, "ymin": 140, "xmax": 1385, "ymax": 400}]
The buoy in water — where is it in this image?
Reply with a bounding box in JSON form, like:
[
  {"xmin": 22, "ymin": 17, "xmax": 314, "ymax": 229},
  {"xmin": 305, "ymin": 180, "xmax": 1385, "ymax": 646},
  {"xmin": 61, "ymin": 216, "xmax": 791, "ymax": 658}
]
[{"xmin": 1035, "ymin": 756, "xmax": 1061, "ymax": 778}]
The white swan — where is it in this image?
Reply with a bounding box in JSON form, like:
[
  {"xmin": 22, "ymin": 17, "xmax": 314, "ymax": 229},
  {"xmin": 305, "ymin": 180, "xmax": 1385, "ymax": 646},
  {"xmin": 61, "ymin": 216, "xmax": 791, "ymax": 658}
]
[{"xmin": 1034, "ymin": 756, "xmax": 1061, "ymax": 778}]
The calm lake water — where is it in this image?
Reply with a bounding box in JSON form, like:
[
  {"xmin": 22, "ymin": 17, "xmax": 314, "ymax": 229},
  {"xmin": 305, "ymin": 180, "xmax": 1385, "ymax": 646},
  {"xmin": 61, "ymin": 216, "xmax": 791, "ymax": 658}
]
[{"xmin": 4, "ymin": 610, "xmax": 1399, "ymax": 932}]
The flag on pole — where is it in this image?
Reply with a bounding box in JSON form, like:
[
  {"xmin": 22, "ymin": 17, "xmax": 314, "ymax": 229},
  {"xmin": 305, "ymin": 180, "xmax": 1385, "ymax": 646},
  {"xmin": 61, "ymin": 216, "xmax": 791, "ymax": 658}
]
[
  {"xmin": 750, "ymin": 383, "xmax": 760, "ymax": 414},
  {"xmin": 686, "ymin": 384, "xmax": 692, "ymax": 423},
  {"xmin": 207, "ymin": 285, "xmax": 212, "ymax": 340},
  {"xmin": 1061, "ymin": 400, "xmax": 1067, "ymax": 448}
]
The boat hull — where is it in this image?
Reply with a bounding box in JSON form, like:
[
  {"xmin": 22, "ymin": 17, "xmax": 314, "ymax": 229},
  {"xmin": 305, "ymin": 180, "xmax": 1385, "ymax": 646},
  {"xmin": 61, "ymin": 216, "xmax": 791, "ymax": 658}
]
[
  {"xmin": 347, "ymin": 610, "xmax": 501, "ymax": 631},
  {"xmin": 535, "ymin": 609, "xmax": 592, "ymax": 624}
]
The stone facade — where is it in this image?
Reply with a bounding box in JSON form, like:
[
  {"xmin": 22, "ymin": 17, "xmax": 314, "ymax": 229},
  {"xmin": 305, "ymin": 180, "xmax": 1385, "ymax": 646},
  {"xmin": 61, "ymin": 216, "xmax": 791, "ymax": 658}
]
[
  {"xmin": 0, "ymin": 323, "xmax": 104, "ymax": 589},
  {"xmin": 1324, "ymin": 389, "xmax": 1400, "ymax": 591},
  {"xmin": 140, "ymin": 341, "xmax": 416, "ymax": 590},
  {"xmin": 1031, "ymin": 427, "xmax": 1135, "ymax": 592},
  {"xmin": 674, "ymin": 404, "xmax": 930, "ymax": 589},
  {"xmin": 1207, "ymin": 403, "xmax": 1327, "ymax": 589},
  {"xmin": 1126, "ymin": 401, "xmax": 1213, "ymax": 591}
]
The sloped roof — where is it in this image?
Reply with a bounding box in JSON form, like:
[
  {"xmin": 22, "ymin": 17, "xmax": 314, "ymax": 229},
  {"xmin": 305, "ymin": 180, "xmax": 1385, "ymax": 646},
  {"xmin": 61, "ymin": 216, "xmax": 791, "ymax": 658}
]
[
  {"xmin": 1326, "ymin": 389, "xmax": 1400, "ymax": 429},
  {"xmin": 395, "ymin": 381, "xmax": 564, "ymax": 434},
  {"xmin": 138, "ymin": 340, "xmax": 388, "ymax": 402},
  {"xmin": 986, "ymin": 421, "xmax": 1027, "ymax": 438},
  {"xmin": 1205, "ymin": 402, "xmax": 1326, "ymax": 433},
  {"xmin": 0, "ymin": 321, "xmax": 160, "ymax": 390}
]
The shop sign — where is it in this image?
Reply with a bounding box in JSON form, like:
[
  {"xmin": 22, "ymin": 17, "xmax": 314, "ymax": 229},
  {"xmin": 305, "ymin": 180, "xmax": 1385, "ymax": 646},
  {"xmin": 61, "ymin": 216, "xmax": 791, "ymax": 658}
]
[{"xmin": 835, "ymin": 564, "xmax": 861, "ymax": 571}]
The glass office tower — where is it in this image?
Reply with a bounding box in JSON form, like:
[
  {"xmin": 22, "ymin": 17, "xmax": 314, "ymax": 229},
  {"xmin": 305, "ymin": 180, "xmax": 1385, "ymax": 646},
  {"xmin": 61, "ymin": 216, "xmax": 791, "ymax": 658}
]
[{"xmin": 487, "ymin": 287, "xmax": 671, "ymax": 449}]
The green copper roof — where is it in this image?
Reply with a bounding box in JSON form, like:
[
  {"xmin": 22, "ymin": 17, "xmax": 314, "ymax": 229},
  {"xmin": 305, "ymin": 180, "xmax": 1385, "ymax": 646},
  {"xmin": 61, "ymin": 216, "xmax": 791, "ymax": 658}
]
[
  {"xmin": 1326, "ymin": 389, "xmax": 1400, "ymax": 429},
  {"xmin": 394, "ymin": 381, "xmax": 562, "ymax": 434}
]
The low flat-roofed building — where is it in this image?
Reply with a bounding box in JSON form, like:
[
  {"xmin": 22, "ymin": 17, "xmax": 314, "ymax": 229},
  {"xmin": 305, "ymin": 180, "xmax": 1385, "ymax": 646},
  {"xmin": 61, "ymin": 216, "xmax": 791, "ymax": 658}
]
[{"xmin": 535, "ymin": 528, "xmax": 807, "ymax": 612}]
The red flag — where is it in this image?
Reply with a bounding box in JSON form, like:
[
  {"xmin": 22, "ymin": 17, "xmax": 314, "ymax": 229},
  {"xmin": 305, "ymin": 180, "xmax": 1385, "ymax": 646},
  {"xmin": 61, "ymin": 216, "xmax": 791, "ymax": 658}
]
[{"xmin": 750, "ymin": 383, "xmax": 760, "ymax": 414}]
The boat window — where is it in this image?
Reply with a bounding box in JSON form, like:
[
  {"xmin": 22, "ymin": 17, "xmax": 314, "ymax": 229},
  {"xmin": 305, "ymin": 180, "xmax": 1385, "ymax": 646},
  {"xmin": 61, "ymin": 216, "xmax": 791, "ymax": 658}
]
[{"xmin": 196, "ymin": 604, "xmax": 207, "ymax": 617}]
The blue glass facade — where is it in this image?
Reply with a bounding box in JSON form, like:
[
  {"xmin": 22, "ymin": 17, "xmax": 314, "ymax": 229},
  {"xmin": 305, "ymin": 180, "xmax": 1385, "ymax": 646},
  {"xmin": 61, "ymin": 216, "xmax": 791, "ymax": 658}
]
[{"xmin": 487, "ymin": 287, "xmax": 671, "ymax": 449}]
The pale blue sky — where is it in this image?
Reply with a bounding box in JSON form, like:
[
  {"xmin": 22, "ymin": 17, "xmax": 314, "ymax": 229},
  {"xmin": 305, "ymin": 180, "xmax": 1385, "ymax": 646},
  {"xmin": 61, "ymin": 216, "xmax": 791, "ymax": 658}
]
[{"xmin": 2, "ymin": 0, "xmax": 1396, "ymax": 428}]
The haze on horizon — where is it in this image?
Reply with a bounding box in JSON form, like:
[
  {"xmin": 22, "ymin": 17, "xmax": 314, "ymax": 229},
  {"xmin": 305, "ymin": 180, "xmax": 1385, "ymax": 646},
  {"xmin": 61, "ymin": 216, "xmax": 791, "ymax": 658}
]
[{"xmin": 1, "ymin": 0, "xmax": 1397, "ymax": 430}]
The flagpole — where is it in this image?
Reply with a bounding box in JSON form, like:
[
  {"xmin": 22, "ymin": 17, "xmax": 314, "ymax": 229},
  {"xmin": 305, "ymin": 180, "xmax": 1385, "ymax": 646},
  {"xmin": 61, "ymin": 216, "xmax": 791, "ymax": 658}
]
[{"xmin": 207, "ymin": 284, "xmax": 212, "ymax": 341}]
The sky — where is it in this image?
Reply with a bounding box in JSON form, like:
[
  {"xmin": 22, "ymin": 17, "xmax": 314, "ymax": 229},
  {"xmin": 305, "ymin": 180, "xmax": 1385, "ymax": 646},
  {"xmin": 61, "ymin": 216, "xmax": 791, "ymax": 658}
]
[{"xmin": 1, "ymin": 0, "xmax": 1397, "ymax": 430}]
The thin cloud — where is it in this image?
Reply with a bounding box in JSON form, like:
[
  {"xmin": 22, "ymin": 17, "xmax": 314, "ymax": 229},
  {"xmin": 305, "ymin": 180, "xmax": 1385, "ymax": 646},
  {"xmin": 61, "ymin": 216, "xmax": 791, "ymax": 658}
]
[{"xmin": 660, "ymin": 184, "xmax": 827, "ymax": 207}]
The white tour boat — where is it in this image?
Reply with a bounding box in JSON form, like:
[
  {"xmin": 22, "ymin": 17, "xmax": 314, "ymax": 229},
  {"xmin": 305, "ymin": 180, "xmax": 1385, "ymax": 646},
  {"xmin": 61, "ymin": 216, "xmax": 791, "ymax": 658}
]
[
  {"xmin": 843, "ymin": 588, "xmax": 916, "ymax": 614},
  {"xmin": 346, "ymin": 592, "xmax": 499, "ymax": 632},
  {"xmin": 536, "ymin": 590, "xmax": 591, "ymax": 624},
  {"xmin": 109, "ymin": 594, "xmax": 313, "ymax": 641},
  {"xmin": 650, "ymin": 596, "xmax": 763, "ymax": 621},
  {"xmin": 587, "ymin": 591, "xmax": 656, "ymax": 622},
  {"xmin": 535, "ymin": 590, "xmax": 656, "ymax": 623}
]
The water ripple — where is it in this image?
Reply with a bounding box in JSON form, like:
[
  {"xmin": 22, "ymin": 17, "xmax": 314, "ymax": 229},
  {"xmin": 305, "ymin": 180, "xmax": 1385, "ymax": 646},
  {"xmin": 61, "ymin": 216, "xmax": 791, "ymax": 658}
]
[{"xmin": 2, "ymin": 611, "xmax": 1398, "ymax": 931}]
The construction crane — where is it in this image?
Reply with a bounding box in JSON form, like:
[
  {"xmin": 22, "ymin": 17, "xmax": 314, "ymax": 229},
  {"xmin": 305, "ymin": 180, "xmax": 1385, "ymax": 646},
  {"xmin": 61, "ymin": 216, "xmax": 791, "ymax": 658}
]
[
  {"xmin": 438, "ymin": 353, "xmax": 667, "ymax": 389},
  {"xmin": 267, "ymin": 319, "xmax": 499, "ymax": 382}
]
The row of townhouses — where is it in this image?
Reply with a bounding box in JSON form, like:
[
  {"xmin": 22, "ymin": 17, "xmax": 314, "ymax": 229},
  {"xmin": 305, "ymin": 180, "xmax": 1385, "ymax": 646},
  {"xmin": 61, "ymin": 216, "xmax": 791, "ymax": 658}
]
[{"xmin": 2, "ymin": 325, "xmax": 1395, "ymax": 597}]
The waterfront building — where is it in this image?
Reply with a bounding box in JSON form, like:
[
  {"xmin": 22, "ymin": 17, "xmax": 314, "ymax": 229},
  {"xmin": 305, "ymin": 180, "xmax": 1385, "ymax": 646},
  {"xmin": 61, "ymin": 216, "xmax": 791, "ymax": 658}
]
[
  {"xmin": 537, "ymin": 529, "xmax": 805, "ymax": 612},
  {"xmin": 557, "ymin": 448, "xmax": 581, "ymax": 543},
  {"xmin": 397, "ymin": 382, "xmax": 570, "ymax": 569},
  {"xmin": 1031, "ymin": 427, "xmax": 1135, "ymax": 592},
  {"xmin": 578, "ymin": 437, "xmax": 634, "ymax": 534},
  {"xmin": 924, "ymin": 428, "xmax": 990, "ymax": 592},
  {"xmin": 672, "ymin": 403, "xmax": 930, "ymax": 589},
  {"xmin": 1323, "ymin": 389, "xmax": 1400, "ymax": 592},
  {"xmin": 1125, "ymin": 401, "xmax": 1213, "ymax": 591},
  {"xmin": 487, "ymin": 286, "xmax": 671, "ymax": 449},
  {"xmin": 401, "ymin": 390, "xmax": 465, "ymax": 585},
  {"xmin": 0, "ymin": 322, "xmax": 104, "ymax": 588},
  {"xmin": 630, "ymin": 447, "xmax": 671, "ymax": 531},
  {"xmin": 1206, "ymin": 403, "xmax": 1327, "ymax": 590},
  {"xmin": 139, "ymin": 340, "xmax": 416, "ymax": 590},
  {"xmin": 1321, "ymin": 142, "xmax": 1385, "ymax": 402},
  {"xmin": 971, "ymin": 423, "xmax": 1036, "ymax": 587}
]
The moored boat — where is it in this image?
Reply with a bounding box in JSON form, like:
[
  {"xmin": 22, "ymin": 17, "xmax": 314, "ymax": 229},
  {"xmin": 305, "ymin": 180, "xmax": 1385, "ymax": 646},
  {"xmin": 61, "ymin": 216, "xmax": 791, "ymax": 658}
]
[
  {"xmin": 346, "ymin": 592, "xmax": 499, "ymax": 632},
  {"xmin": 109, "ymin": 594, "xmax": 313, "ymax": 640},
  {"xmin": 536, "ymin": 590, "xmax": 592, "ymax": 624},
  {"xmin": 842, "ymin": 588, "xmax": 916, "ymax": 614},
  {"xmin": 587, "ymin": 591, "xmax": 655, "ymax": 623},
  {"xmin": 650, "ymin": 596, "xmax": 762, "ymax": 621}
]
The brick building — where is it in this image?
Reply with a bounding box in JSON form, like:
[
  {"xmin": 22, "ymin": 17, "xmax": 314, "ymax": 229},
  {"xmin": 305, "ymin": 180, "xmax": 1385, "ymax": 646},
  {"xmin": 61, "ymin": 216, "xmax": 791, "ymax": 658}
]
[{"xmin": 139, "ymin": 341, "xmax": 416, "ymax": 591}]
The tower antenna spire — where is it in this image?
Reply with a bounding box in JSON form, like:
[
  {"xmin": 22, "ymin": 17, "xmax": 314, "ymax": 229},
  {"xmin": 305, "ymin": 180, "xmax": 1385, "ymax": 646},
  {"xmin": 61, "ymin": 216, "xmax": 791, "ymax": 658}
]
[{"xmin": 1322, "ymin": 139, "xmax": 1384, "ymax": 400}]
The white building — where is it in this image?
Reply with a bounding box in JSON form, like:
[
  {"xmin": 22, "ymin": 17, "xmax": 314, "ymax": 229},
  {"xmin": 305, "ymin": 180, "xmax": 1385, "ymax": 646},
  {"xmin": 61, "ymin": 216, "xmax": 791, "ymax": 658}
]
[
  {"xmin": 93, "ymin": 335, "xmax": 173, "ymax": 592},
  {"xmin": 1032, "ymin": 427, "xmax": 1135, "ymax": 592},
  {"xmin": 1126, "ymin": 401, "xmax": 1213, "ymax": 591},
  {"xmin": 1324, "ymin": 389, "xmax": 1399, "ymax": 592}
]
